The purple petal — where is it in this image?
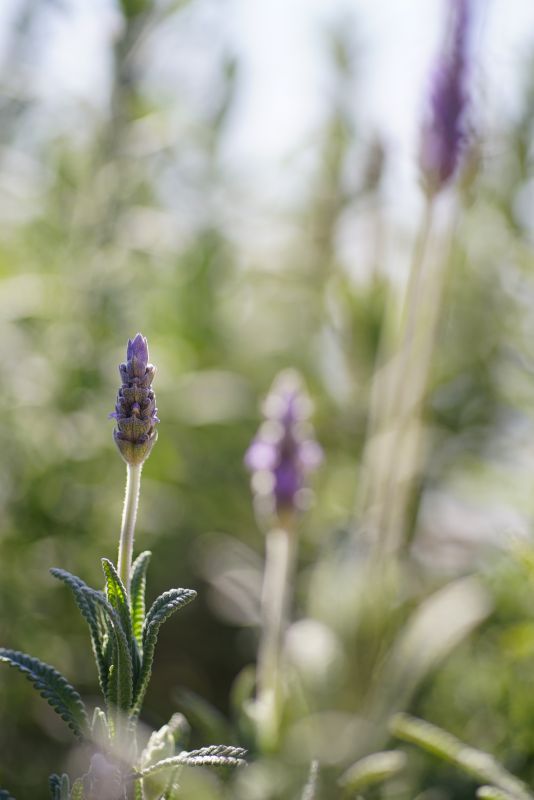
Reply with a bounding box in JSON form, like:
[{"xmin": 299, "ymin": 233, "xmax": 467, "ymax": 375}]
[{"xmin": 273, "ymin": 460, "xmax": 300, "ymax": 507}]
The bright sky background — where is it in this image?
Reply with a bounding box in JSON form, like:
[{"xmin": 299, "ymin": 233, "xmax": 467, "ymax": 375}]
[{"xmin": 1, "ymin": 0, "xmax": 534, "ymax": 224}]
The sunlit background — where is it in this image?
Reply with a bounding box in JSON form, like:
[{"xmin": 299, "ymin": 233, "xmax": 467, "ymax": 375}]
[{"xmin": 2, "ymin": 1, "xmax": 534, "ymax": 797}]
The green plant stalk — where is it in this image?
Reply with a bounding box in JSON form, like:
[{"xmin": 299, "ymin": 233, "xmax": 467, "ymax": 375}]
[
  {"xmin": 117, "ymin": 463, "xmax": 142, "ymax": 596},
  {"xmin": 360, "ymin": 195, "xmax": 438, "ymax": 555},
  {"xmin": 256, "ymin": 520, "xmax": 296, "ymax": 751}
]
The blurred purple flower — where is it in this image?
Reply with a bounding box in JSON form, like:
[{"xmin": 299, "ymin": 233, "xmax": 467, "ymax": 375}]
[
  {"xmin": 420, "ymin": 0, "xmax": 472, "ymax": 193},
  {"xmin": 245, "ymin": 371, "xmax": 323, "ymax": 515},
  {"xmin": 111, "ymin": 333, "xmax": 159, "ymax": 466}
]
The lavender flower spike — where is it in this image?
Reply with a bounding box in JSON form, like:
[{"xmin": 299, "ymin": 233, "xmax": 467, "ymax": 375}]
[
  {"xmin": 420, "ymin": 0, "xmax": 471, "ymax": 194},
  {"xmin": 111, "ymin": 333, "xmax": 159, "ymax": 466},
  {"xmin": 245, "ymin": 370, "xmax": 323, "ymax": 516}
]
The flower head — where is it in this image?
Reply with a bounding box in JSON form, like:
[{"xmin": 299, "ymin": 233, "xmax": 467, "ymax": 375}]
[
  {"xmin": 111, "ymin": 333, "xmax": 159, "ymax": 466},
  {"xmin": 420, "ymin": 0, "xmax": 471, "ymax": 194},
  {"xmin": 245, "ymin": 370, "xmax": 323, "ymax": 516}
]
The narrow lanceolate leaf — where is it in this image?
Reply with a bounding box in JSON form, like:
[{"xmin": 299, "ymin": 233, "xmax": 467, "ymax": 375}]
[
  {"xmin": 140, "ymin": 713, "xmax": 190, "ymax": 800},
  {"xmin": 391, "ymin": 714, "xmax": 534, "ymax": 800},
  {"xmin": 50, "ymin": 568, "xmax": 110, "ymax": 699},
  {"xmin": 102, "ymin": 559, "xmax": 133, "ymax": 642},
  {"xmin": 135, "ymin": 745, "xmax": 247, "ymax": 777},
  {"xmin": 102, "ymin": 558, "xmax": 140, "ymax": 683},
  {"xmin": 478, "ymin": 788, "xmax": 524, "ymax": 800},
  {"xmin": 338, "ymin": 751, "xmax": 407, "ymax": 792},
  {"xmin": 85, "ymin": 588, "xmax": 133, "ymax": 714},
  {"xmin": 49, "ymin": 774, "xmax": 70, "ymax": 800},
  {"xmin": 130, "ymin": 551, "xmax": 151, "ymax": 648},
  {"xmin": 49, "ymin": 774, "xmax": 61, "ymax": 800},
  {"xmin": 131, "ymin": 588, "xmax": 196, "ymax": 718},
  {"xmin": 0, "ymin": 649, "xmax": 89, "ymax": 739},
  {"xmin": 301, "ymin": 760, "xmax": 320, "ymax": 800},
  {"xmin": 70, "ymin": 779, "xmax": 86, "ymax": 800}
]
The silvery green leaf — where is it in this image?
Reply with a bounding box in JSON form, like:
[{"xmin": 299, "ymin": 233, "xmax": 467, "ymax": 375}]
[
  {"xmin": 50, "ymin": 568, "xmax": 111, "ymax": 699},
  {"xmin": 0, "ymin": 649, "xmax": 89, "ymax": 739},
  {"xmin": 140, "ymin": 714, "xmax": 189, "ymax": 800},
  {"xmin": 85, "ymin": 587, "xmax": 133, "ymax": 717},
  {"xmin": 391, "ymin": 714, "xmax": 533, "ymax": 800},
  {"xmin": 102, "ymin": 558, "xmax": 140, "ymax": 683},
  {"xmin": 338, "ymin": 751, "xmax": 406, "ymax": 792},
  {"xmin": 135, "ymin": 745, "xmax": 247, "ymax": 778},
  {"xmin": 478, "ymin": 787, "xmax": 525, "ymax": 800},
  {"xmin": 130, "ymin": 551, "xmax": 152, "ymax": 648},
  {"xmin": 131, "ymin": 588, "xmax": 196, "ymax": 719}
]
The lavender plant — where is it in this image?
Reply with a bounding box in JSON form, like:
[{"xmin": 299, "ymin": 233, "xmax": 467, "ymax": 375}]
[
  {"xmin": 0, "ymin": 334, "xmax": 246, "ymax": 799},
  {"xmin": 245, "ymin": 371, "xmax": 322, "ymax": 752}
]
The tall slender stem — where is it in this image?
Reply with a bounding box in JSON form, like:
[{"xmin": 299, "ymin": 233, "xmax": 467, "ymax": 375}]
[
  {"xmin": 256, "ymin": 522, "xmax": 296, "ymax": 751},
  {"xmin": 117, "ymin": 463, "xmax": 142, "ymax": 595},
  {"xmin": 360, "ymin": 195, "xmax": 436, "ymax": 555}
]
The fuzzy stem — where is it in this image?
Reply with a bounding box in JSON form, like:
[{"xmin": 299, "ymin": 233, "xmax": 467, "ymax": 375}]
[
  {"xmin": 117, "ymin": 463, "xmax": 142, "ymax": 595},
  {"xmin": 256, "ymin": 521, "xmax": 296, "ymax": 751}
]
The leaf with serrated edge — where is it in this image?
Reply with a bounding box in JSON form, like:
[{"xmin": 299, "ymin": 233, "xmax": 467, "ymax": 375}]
[
  {"xmin": 50, "ymin": 569, "xmax": 110, "ymax": 699},
  {"xmin": 85, "ymin": 588, "xmax": 133, "ymax": 715},
  {"xmin": 391, "ymin": 714, "xmax": 533, "ymax": 800},
  {"xmin": 135, "ymin": 745, "xmax": 247, "ymax": 778},
  {"xmin": 131, "ymin": 588, "xmax": 196, "ymax": 718},
  {"xmin": 102, "ymin": 559, "xmax": 140, "ymax": 684},
  {"xmin": 130, "ymin": 551, "xmax": 151, "ymax": 648},
  {"xmin": 0, "ymin": 649, "xmax": 89, "ymax": 739},
  {"xmin": 102, "ymin": 559, "xmax": 133, "ymax": 641}
]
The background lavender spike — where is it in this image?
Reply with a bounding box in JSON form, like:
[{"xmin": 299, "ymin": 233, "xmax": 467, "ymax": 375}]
[
  {"xmin": 245, "ymin": 370, "xmax": 323, "ymax": 515},
  {"xmin": 419, "ymin": 0, "xmax": 472, "ymax": 194},
  {"xmin": 111, "ymin": 333, "xmax": 159, "ymax": 466}
]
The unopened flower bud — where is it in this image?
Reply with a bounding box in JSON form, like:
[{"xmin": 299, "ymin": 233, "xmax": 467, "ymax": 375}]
[{"xmin": 110, "ymin": 333, "xmax": 159, "ymax": 466}]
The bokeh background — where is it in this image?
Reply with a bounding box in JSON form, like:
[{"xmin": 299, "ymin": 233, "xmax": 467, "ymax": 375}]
[{"xmin": 2, "ymin": 0, "xmax": 534, "ymax": 797}]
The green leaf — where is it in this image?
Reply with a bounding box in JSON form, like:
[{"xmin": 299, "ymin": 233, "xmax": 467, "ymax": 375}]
[
  {"xmin": 301, "ymin": 760, "xmax": 320, "ymax": 800},
  {"xmin": 0, "ymin": 649, "xmax": 89, "ymax": 739},
  {"xmin": 391, "ymin": 714, "xmax": 534, "ymax": 800},
  {"xmin": 70, "ymin": 779, "xmax": 86, "ymax": 800},
  {"xmin": 131, "ymin": 588, "xmax": 196, "ymax": 718},
  {"xmin": 50, "ymin": 568, "xmax": 110, "ymax": 699},
  {"xmin": 140, "ymin": 714, "xmax": 191, "ymax": 800},
  {"xmin": 84, "ymin": 587, "xmax": 133, "ymax": 715},
  {"xmin": 135, "ymin": 745, "xmax": 247, "ymax": 778},
  {"xmin": 338, "ymin": 751, "xmax": 407, "ymax": 793},
  {"xmin": 91, "ymin": 707, "xmax": 111, "ymax": 749},
  {"xmin": 130, "ymin": 551, "xmax": 151, "ymax": 648},
  {"xmin": 48, "ymin": 775, "xmax": 70, "ymax": 800},
  {"xmin": 478, "ymin": 788, "xmax": 524, "ymax": 800},
  {"xmin": 49, "ymin": 775, "xmax": 61, "ymax": 800},
  {"xmin": 102, "ymin": 559, "xmax": 133, "ymax": 641},
  {"xmin": 102, "ymin": 558, "xmax": 140, "ymax": 683}
]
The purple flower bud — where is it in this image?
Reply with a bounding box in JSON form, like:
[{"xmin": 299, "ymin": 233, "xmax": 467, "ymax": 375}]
[
  {"xmin": 420, "ymin": 0, "xmax": 471, "ymax": 194},
  {"xmin": 245, "ymin": 370, "xmax": 323, "ymax": 515},
  {"xmin": 111, "ymin": 333, "xmax": 159, "ymax": 466}
]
